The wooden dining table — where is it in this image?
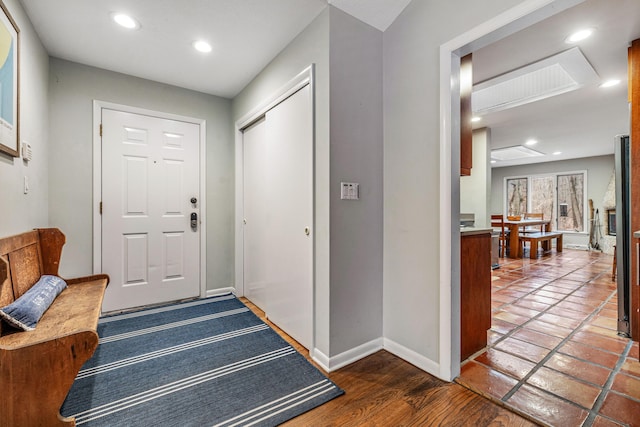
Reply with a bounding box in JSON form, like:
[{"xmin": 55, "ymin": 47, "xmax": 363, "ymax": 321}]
[{"xmin": 503, "ymin": 218, "xmax": 551, "ymax": 258}]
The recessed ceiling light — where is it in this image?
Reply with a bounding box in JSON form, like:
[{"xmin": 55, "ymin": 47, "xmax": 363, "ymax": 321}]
[
  {"xmin": 111, "ymin": 13, "xmax": 140, "ymax": 30},
  {"xmin": 525, "ymin": 139, "xmax": 538, "ymax": 146},
  {"xmin": 552, "ymin": 151, "xmax": 562, "ymax": 155},
  {"xmin": 600, "ymin": 79, "xmax": 621, "ymax": 88},
  {"xmin": 471, "ymin": 116, "xmax": 481, "ymax": 123},
  {"xmin": 490, "ymin": 160, "xmax": 497, "ymax": 164},
  {"xmin": 565, "ymin": 28, "xmax": 594, "ymax": 43},
  {"xmin": 193, "ymin": 40, "xmax": 212, "ymax": 53}
]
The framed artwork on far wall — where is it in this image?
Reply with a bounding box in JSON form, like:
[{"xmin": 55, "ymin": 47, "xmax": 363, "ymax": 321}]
[{"xmin": 0, "ymin": 0, "xmax": 18, "ymax": 157}]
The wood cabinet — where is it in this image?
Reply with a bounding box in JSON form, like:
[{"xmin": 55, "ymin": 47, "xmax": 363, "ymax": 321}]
[
  {"xmin": 460, "ymin": 53, "xmax": 473, "ymax": 176},
  {"xmin": 460, "ymin": 231, "xmax": 491, "ymax": 361}
]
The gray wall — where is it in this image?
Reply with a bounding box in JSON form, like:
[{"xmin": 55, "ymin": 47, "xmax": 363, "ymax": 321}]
[
  {"xmin": 0, "ymin": 0, "xmax": 49, "ymax": 237},
  {"xmin": 383, "ymin": 0, "xmax": 528, "ymax": 364},
  {"xmin": 48, "ymin": 59, "xmax": 235, "ymax": 291},
  {"xmin": 490, "ymin": 154, "xmax": 615, "ymax": 247},
  {"xmin": 232, "ymin": 6, "xmax": 384, "ymax": 359},
  {"xmin": 329, "ymin": 8, "xmax": 383, "ymax": 356}
]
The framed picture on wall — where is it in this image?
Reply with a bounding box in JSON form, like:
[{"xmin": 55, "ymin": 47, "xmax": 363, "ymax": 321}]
[{"xmin": 0, "ymin": 1, "xmax": 19, "ymax": 157}]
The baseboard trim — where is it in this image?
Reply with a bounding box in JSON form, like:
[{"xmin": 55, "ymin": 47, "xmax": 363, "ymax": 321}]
[
  {"xmin": 383, "ymin": 337, "xmax": 441, "ymax": 379},
  {"xmin": 206, "ymin": 287, "xmax": 237, "ymax": 298},
  {"xmin": 311, "ymin": 338, "xmax": 384, "ymax": 373}
]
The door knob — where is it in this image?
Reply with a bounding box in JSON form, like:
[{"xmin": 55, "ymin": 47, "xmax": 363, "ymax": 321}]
[{"xmin": 304, "ymin": 227, "xmax": 310, "ymax": 236}]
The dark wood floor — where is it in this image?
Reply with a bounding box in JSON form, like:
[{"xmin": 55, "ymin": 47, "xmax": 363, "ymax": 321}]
[{"xmin": 241, "ymin": 298, "xmax": 537, "ymax": 426}]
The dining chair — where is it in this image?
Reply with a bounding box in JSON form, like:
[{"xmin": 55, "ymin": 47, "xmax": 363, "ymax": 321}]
[{"xmin": 491, "ymin": 214, "xmax": 508, "ymax": 257}]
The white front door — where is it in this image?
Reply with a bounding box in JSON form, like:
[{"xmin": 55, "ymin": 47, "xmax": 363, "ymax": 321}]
[
  {"xmin": 101, "ymin": 108, "xmax": 201, "ymax": 312},
  {"xmin": 242, "ymin": 85, "xmax": 313, "ymax": 349}
]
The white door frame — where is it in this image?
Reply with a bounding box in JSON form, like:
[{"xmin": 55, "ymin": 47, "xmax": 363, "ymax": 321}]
[
  {"xmin": 234, "ymin": 65, "xmax": 315, "ymax": 328},
  {"xmin": 92, "ymin": 100, "xmax": 207, "ymax": 300},
  {"xmin": 438, "ymin": 0, "xmax": 584, "ymax": 381}
]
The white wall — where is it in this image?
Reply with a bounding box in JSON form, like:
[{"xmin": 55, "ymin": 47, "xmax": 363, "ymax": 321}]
[
  {"xmin": 0, "ymin": 0, "xmax": 49, "ymax": 237},
  {"xmin": 48, "ymin": 59, "xmax": 234, "ymax": 291},
  {"xmin": 460, "ymin": 128, "xmax": 491, "ymax": 228},
  {"xmin": 490, "ymin": 154, "xmax": 615, "ymax": 248},
  {"xmin": 382, "ymin": 0, "xmax": 528, "ymax": 370}
]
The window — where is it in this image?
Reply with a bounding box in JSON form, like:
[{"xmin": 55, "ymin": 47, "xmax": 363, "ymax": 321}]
[
  {"xmin": 504, "ymin": 171, "xmax": 587, "ymax": 232},
  {"xmin": 506, "ymin": 178, "xmax": 527, "ymax": 216}
]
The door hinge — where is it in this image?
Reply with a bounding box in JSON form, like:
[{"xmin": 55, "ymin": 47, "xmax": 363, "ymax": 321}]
[
  {"xmin": 99, "ymin": 124, "xmax": 103, "ymax": 137},
  {"xmin": 99, "ymin": 201, "xmax": 102, "ymax": 214}
]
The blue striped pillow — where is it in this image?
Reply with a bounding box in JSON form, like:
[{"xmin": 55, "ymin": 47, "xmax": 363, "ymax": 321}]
[{"xmin": 0, "ymin": 275, "xmax": 67, "ymax": 331}]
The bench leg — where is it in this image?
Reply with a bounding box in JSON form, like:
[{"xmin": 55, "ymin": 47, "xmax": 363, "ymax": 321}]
[
  {"xmin": 557, "ymin": 234, "xmax": 563, "ymax": 253},
  {"xmin": 530, "ymin": 240, "xmax": 538, "ymax": 259},
  {"xmin": 541, "ymin": 238, "xmax": 551, "ymax": 251}
]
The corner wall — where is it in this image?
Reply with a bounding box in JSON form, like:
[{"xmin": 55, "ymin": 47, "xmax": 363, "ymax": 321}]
[
  {"xmin": 329, "ymin": 7, "xmax": 384, "ymax": 357},
  {"xmin": 232, "ymin": 6, "xmax": 384, "ymax": 363},
  {"xmin": 382, "ymin": 0, "xmax": 528, "ymax": 373},
  {"xmin": 0, "ymin": 0, "xmax": 49, "ymax": 237},
  {"xmin": 232, "ymin": 8, "xmax": 332, "ymax": 355},
  {"xmin": 48, "ymin": 59, "xmax": 234, "ymax": 291}
]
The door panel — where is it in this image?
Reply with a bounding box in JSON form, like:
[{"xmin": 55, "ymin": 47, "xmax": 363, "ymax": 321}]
[
  {"xmin": 101, "ymin": 109, "xmax": 200, "ymax": 312},
  {"xmin": 243, "ymin": 117, "xmax": 270, "ymax": 310},
  {"xmin": 264, "ymin": 86, "xmax": 313, "ymax": 349},
  {"xmin": 242, "ymin": 85, "xmax": 313, "ymax": 349}
]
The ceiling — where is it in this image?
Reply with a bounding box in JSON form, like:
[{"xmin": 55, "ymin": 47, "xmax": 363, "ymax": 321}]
[
  {"xmin": 18, "ymin": 0, "xmax": 640, "ymax": 167},
  {"xmin": 19, "ymin": 0, "xmax": 410, "ymax": 98},
  {"xmin": 472, "ymin": 0, "xmax": 640, "ymax": 167}
]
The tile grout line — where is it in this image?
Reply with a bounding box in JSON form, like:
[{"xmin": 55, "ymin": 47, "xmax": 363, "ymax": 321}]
[
  {"xmin": 496, "ymin": 266, "xmax": 618, "ymax": 404},
  {"xmin": 491, "ymin": 256, "xmax": 602, "ymax": 349},
  {"xmin": 581, "ymin": 339, "xmax": 633, "ymax": 427}
]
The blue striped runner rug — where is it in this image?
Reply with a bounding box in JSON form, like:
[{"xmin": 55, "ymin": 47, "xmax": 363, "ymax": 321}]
[{"xmin": 61, "ymin": 294, "xmax": 343, "ymax": 426}]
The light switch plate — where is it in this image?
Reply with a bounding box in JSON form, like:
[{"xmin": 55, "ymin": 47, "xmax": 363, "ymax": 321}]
[
  {"xmin": 340, "ymin": 182, "xmax": 359, "ymax": 200},
  {"xmin": 21, "ymin": 142, "xmax": 32, "ymax": 161}
]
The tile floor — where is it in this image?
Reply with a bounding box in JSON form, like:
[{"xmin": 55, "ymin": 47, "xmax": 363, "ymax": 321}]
[{"xmin": 457, "ymin": 249, "xmax": 640, "ymax": 427}]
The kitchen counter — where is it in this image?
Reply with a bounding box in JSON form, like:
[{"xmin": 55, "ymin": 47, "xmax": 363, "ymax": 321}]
[{"xmin": 460, "ymin": 227, "xmax": 493, "ymax": 236}]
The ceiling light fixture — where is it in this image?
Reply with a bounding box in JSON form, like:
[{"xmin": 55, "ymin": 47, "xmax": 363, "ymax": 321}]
[
  {"xmin": 552, "ymin": 151, "xmax": 562, "ymax": 155},
  {"xmin": 193, "ymin": 40, "xmax": 212, "ymax": 53},
  {"xmin": 600, "ymin": 79, "xmax": 621, "ymax": 88},
  {"xmin": 525, "ymin": 139, "xmax": 538, "ymax": 146},
  {"xmin": 565, "ymin": 28, "xmax": 594, "ymax": 43},
  {"xmin": 111, "ymin": 13, "xmax": 140, "ymax": 30},
  {"xmin": 471, "ymin": 116, "xmax": 481, "ymax": 123}
]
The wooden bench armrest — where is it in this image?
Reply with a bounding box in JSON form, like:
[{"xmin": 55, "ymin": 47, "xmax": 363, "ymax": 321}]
[{"xmin": 0, "ymin": 331, "xmax": 99, "ymax": 426}]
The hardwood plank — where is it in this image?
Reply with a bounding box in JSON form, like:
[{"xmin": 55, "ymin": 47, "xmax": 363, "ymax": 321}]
[{"xmin": 241, "ymin": 298, "xmax": 537, "ymax": 426}]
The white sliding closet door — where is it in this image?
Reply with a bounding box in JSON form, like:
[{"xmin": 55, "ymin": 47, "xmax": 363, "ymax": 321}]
[
  {"xmin": 243, "ymin": 117, "xmax": 269, "ymax": 311},
  {"xmin": 243, "ymin": 85, "xmax": 313, "ymax": 349}
]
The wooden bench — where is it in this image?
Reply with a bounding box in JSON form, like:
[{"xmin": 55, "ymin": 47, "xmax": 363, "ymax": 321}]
[
  {"xmin": 0, "ymin": 228, "xmax": 109, "ymax": 427},
  {"xmin": 519, "ymin": 231, "xmax": 563, "ymax": 259}
]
